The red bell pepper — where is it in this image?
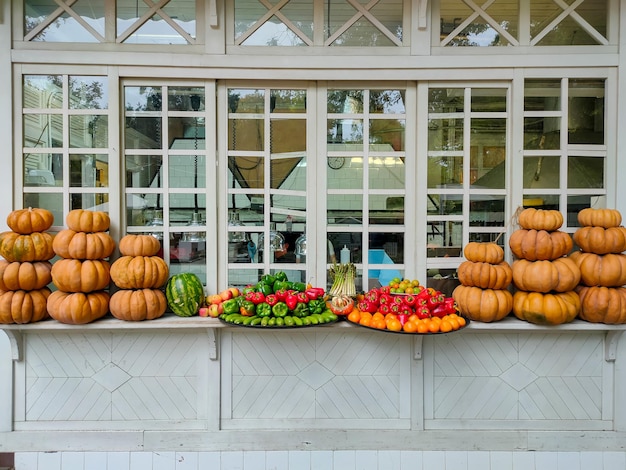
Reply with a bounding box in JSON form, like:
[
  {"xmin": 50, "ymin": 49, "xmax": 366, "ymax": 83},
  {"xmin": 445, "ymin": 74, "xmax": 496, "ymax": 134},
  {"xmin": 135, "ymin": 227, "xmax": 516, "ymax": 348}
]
[
  {"xmin": 379, "ymin": 293, "xmax": 393, "ymax": 305},
  {"xmin": 275, "ymin": 288, "xmax": 290, "ymax": 301},
  {"xmin": 305, "ymin": 287, "xmax": 325, "ymax": 300},
  {"xmin": 358, "ymin": 299, "xmax": 378, "ymax": 313},
  {"xmin": 296, "ymin": 291, "xmax": 309, "ymax": 303},
  {"xmin": 379, "ymin": 304, "xmax": 391, "ymax": 315},
  {"xmin": 403, "ymin": 294, "xmax": 416, "ymax": 307},
  {"xmin": 246, "ymin": 291, "xmax": 266, "ymax": 305},
  {"xmin": 427, "ymin": 293, "xmax": 445, "ymax": 311},
  {"xmin": 365, "ymin": 288, "xmax": 380, "ymax": 303},
  {"xmin": 416, "ymin": 306, "xmax": 431, "ymax": 319},
  {"xmin": 265, "ymin": 294, "xmax": 278, "ymax": 307},
  {"xmin": 285, "ymin": 291, "xmax": 299, "ymax": 310}
]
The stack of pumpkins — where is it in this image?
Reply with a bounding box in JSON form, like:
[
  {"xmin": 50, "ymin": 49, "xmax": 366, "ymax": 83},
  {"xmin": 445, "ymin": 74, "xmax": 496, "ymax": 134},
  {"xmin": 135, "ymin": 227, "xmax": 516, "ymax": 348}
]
[
  {"xmin": 48, "ymin": 209, "xmax": 115, "ymax": 324},
  {"xmin": 509, "ymin": 208, "xmax": 581, "ymax": 325},
  {"xmin": 0, "ymin": 208, "xmax": 55, "ymax": 324},
  {"xmin": 109, "ymin": 234, "xmax": 169, "ymax": 321},
  {"xmin": 571, "ymin": 208, "xmax": 626, "ymax": 324},
  {"xmin": 452, "ymin": 241, "xmax": 513, "ymax": 322}
]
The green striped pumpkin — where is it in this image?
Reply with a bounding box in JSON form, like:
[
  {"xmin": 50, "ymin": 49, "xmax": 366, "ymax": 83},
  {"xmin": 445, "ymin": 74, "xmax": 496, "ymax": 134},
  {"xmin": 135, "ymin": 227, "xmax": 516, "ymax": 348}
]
[{"xmin": 165, "ymin": 273, "xmax": 205, "ymax": 317}]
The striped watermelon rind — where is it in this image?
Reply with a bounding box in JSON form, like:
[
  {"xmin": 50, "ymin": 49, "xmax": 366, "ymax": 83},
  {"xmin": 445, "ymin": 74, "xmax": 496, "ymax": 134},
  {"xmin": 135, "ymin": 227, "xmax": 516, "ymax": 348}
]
[{"xmin": 165, "ymin": 273, "xmax": 205, "ymax": 317}]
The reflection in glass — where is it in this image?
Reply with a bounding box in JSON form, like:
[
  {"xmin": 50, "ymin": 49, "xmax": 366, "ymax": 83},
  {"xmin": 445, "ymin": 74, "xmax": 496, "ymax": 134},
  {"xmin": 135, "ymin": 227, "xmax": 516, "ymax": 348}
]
[
  {"xmin": 24, "ymin": 154, "xmax": 62, "ymax": 187},
  {"xmin": 428, "ymin": 119, "xmax": 463, "ymax": 151},
  {"xmin": 470, "ymin": 119, "xmax": 506, "ymax": 189},
  {"xmin": 271, "ymin": 156, "xmax": 305, "ymax": 190},
  {"xmin": 370, "ymin": 119, "xmax": 405, "ymax": 151},
  {"xmin": 428, "ymin": 155, "xmax": 463, "ymax": 188},
  {"xmin": 126, "ymin": 155, "xmax": 162, "ymax": 188},
  {"xmin": 524, "ymin": 117, "xmax": 560, "ymax": 150},
  {"xmin": 25, "ymin": 0, "xmax": 103, "ymax": 42},
  {"xmin": 523, "ymin": 156, "xmax": 560, "ymax": 189},
  {"xmin": 24, "ymin": 114, "xmax": 63, "ymax": 148},
  {"xmin": 369, "ymin": 157, "xmax": 405, "ymax": 190},
  {"xmin": 568, "ymin": 195, "xmax": 594, "ymax": 227},
  {"xmin": 125, "ymin": 86, "xmax": 162, "ymax": 111},
  {"xmin": 523, "ymin": 194, "xmax": 559, "ymax": 211},
  {"xmin": 427, "ymin": 221, "xmax": 463, "ymax": 258},
  {"xmin": 471, "ymin": 88, "xmax": 507, "ymax": 112},
  {"xmin": 125, "ymin": 117, "xmax": 162, "ymax": 149},
  {"xmin": 117, "ymin": 0, "xmax": 196, "ymax": 44},
  {"xmin": 427, "ymin": 194, "xmax": 463, "ymax": 216},
  {"xmin": 169, "ymin": 155, "xmax": 206, "ymax": 189},
  {"xmin": 429, "ymin": 88, "xmax": 464, "ymax": 113},
  {"xmin": 370, "ymin": 90, "xmax": 405, "ymax": 114},
  {"xmin": 270, "ymin": 90, "xmax": 307, "ymax": 113},
  {"xmin": 70, "ymin": 154, "xmax": 108, "ymax": 188},
  {"xmin": 326, "ymin": 0, "xmax": 403, "ymax": 46},
  {"xmin": 469, "ymin": 232, "xmax": 506, "ymax": 248},
  {"xmin": 24, "ymin": 192, "xmax": 62, "ymax": 226},
  {"xmin": 69, "ymin": 76, "xmax": 108, "ymax": 109},
  {"xmin": 470, "ymin": 195, "xmax": 505, "ymax": 227},
  {"xmin": 168, "ymin": 87, "xmax": 205, "ymax": 111},
  {"xmin": 228, "ymin": 89, "xmax": 264, "ymax": 113},
  {"xmin": 71, "ymin": 193, "xmax": 108, "ymax": 211},
  {"xmin": 229, "ymin": 156, "xmax": 264, "ymax": 189},
  {"xmin": 568, "ymin": 79, "xmax": 605, "ymax": 145},
  {"xmin": 328, "ymin": 156, "xmax": 362, "ymax": 190},
  {"xmin": 229, "ymin": 119, "xmax": 264, "ymax": 151},
  {"xmin": 271, "ymin": 119, "xmax": 306, "ymax": 154},
  {"xmin": 568, "ymin": 156, "xmax": 604, "ymax": 189},
  {"xmin": 70, "ymin": 115, "xmax": 108, "ymax": 148},
  {"xmin": 169, "ymin": 193, "xmax": 206, "ymax": 226},
  {"xmin": 524, "ymin": 79, "xmax": 561, "ymax": 111},
  {"xmin": 169, "ymin": 116, "xmax": 206, "ymax": 150},
  {"xmin": 327, "ymin": 119, "xmax": 364, "ymax": 145},
  {"xmin": 327, "ymin": 194, "xmax": 363, "ymax": 224},
  {"xmin": 328, "ymin": 90, "xmax": 363, "ymax": 114},
  {"xmin": 369, "ymin": 195, "xmax": 404, "ymax": 225},
  {"xmin": 23, "ymin": 75, "xmax": 62, "ymax": 108}
]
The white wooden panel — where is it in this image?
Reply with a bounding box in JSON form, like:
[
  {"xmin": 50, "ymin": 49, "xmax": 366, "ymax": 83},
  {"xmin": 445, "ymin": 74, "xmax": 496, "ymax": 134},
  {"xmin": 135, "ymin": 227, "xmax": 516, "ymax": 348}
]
[
  {"xmin": 222, "ymin": 330, "xmax": 410, "ymax": 429},
  {"xmin": 107, "ymin": 452, "xmax": 130, "ymax": 470},
  {"xmin": 311, "ymin": 450, "xmax": 333, "ymax": 470},
  {"xmin": 83, "ymin": 452, "xmax": 107, "ymax": 470},
  {"xmin": 265, "ymin": 451, "xmax": 288, "ymax": 469},
  {"xmin": 400, "ymin": 451, "xmax": 423, "ymax": 470},
  {"xmin": 426, "ymin": 332, "xmax": 609, "ymax": 430},
  {"xmin": 60, "ymin": 452, "xmax": 84, "ymax": 470},
  {"xmin": 243, "ymin": 451, "xmax": 265, "ymax": 470},
  {"xmin": 356, "ymin": 450, "xmax": 378, "ymax": 470}
]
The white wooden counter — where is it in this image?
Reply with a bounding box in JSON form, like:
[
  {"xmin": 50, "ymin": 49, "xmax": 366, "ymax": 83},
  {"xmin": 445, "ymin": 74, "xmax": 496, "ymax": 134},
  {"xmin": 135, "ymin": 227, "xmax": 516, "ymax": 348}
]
[{"xmin": 1, "ymin": 315, "xmax": 626, "ymax": 457}]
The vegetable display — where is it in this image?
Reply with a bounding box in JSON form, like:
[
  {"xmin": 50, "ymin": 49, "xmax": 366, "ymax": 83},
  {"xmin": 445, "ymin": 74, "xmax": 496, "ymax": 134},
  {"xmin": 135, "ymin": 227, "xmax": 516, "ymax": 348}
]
[{"xmin": 165, "ymin": 272, "xmax": 205, "ymax": 317}]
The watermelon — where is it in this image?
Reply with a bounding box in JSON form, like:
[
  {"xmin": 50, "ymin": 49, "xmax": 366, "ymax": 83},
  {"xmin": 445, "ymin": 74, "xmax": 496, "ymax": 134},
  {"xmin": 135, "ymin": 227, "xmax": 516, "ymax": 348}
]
[{"xmin": 165, "ymin": 273, "xmax": 205, "ymax": 317}]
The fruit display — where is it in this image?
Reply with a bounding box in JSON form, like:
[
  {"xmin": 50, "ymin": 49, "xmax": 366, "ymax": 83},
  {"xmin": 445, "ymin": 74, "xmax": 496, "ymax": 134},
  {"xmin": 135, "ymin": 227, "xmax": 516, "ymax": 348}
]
[
  {"xmin": 347, "ymin": 279, "xmax": 466, "ymax": 334},
  {"xmin": 109, "ymin": 234, "xmax": 169, "ymax": 321},
  {"xmin": 571, "ymin": 207, "xmax": 626, "ymax": 324},
  {"xmin": 453, "ymin": 242, "xmax": 513, "ymax": 322},
  {"xmin": 510, "ymin": 208, "xmax": 580, "ymax": 325},
  {"xmin": 210, "ymin": 271, "xmax": 338, "ymax": 327},
  {"xmin": 47, "ymin": 209, "xmax": 113, "ymax": 325},
  {"xmin": 165, "ymin": 272, "xmax": 205, "ymax": 317},
  {"xmin": 0, "ymin": 207, "xmax": 54, "ymax": 324}
]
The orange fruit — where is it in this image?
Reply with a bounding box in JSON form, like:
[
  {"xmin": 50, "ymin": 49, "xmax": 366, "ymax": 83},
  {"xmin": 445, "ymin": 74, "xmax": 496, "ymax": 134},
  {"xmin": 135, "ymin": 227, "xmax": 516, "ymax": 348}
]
[
  {"xmin": 372, "ymin": 312, "xmax": 385, "ymax": 322},
  {"xmin": 360, "ymin": 316, "xmax": 372, "ymax": 327},
  {"xmin": 372, "ymin": 319, "xmax": 386, "ymax": 330},
  {"xmin": 448, "ymin": 316, "xmax": 460, "ymax": 330},
  {"xmin": 403, "ymin": 321, "xmax": 417, "ymax": 333},
  {"xmin": 456, "ymin": 315, "xmax": 467, "ymax": 327},
  {"xmin": 416, "ymin": 320, "xmax": 429, "ymax": 334},
  {"xmin": 428, "ymin": 321, "xmax": 440, "ymax": 333},
  {"xmin": 439, "ymin": 320, "xmax": 452, "ymax": 333},
  {"xmin": 348, "ymin": 310, "xmax": 361, "ymax": 323},
  {"xmin": 387, "ymin": 319, "xmax": 402, "ymax": 332}
]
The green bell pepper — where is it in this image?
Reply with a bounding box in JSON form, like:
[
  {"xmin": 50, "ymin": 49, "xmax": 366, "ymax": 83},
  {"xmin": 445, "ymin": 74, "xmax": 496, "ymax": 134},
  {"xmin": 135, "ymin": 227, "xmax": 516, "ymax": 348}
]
[
  {"xmin": 239, "ymin": 300, "xmax": 256, "ymax": 316},
  {"xmin": 274, "ymin": 271, "xmax": 288, "ymax": 282},
  {"xmin": 272, "ymin": 301, "xmax": 289, "ymax": 317},
  {"xmin": 261, "ymin": 274, "xmax": 276, "ymax": 286},
  {"xmin": 256, "ymin": 302, "xmax": 272, "ymax": 317},
  {"xmin": 308, "ymin": 299, "xmax": 326, "ymax": 315},
  {"xmin": 256, "ymin": 281, "xmax": 274, "ymax": 296},
  {"xmin": 293, "ymin": 302, "xmax": 310, "ymax": 318},
  {"xmin": 222, "ymin": 298, "xmax": 240, "ymax": 315},
  {"xmin": 272, "ymin": 279, "xmax": 289, "ymax": 293},
  {"xmin": 291, "ymin": 282, "xmax": 306, "ymax": 292}
]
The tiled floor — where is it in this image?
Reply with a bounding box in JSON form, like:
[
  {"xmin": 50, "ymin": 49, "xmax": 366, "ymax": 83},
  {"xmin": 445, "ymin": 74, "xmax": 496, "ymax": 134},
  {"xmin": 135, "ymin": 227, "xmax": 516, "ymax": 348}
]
[{"xmin": 12, "ymin": 451, "xmax": 626, "ymax": 470}]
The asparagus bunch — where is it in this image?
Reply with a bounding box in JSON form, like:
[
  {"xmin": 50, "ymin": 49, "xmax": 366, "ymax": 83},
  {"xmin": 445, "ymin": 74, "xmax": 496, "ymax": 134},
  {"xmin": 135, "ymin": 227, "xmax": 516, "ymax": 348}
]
[{"xmin": 328, "ymin": 262, "xmax": 357, "ymax": 297}]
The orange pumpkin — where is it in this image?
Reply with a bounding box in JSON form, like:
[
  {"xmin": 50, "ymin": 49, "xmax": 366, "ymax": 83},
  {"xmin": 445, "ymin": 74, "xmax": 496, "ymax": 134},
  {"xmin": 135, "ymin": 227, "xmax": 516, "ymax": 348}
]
[
  {"xmin": 463, "ymin": 242, "xmax": 504, "ymax": 264},
  {"xmin": 573, "ymin": 226, "xmax": 626, "ymax": 255},
  {"xmin": 578, "ymin": 207, "xmax": 622, "ymax": 228},
  {"xmin": 457, "ymin": 260, "xmax": 512, "ymax": 290},
  {"xmin": 512, "ymin": 257, "xmax": 580, "ymax": 293},
  {"xmin": 0, "ymin": 287, "xmax": 51, "ymax": 324},
  {"xmin": 0, "ymin": 260, "xmax": 52, "ymax": 291},
  {"xmin": 576, "ymin": 285, "xmax": 626, "ymax": 324},
  {"xmin": 452, "ymin": 285, "xmax": 512, "ymax": 322},
  {"xmin": 109, "ymin": 288, "xmax": 167, "ymax": 321},
  {"xmin": 6, "ymin": 207, "xmax": 54, "ymax": 235},
  {"xmin": 0, "ymin": 231, "xmax": 55, "ymax": 262},
  {"xmin": 509, "ymin": 229, "xmax": 573, "ymax": 261},
  {"xmin": 118, "ymin": 234, "xmax": 161, "ymax": 257},
  {"xmin": 66, "ymin": 209, "xmax": 110, "ymax": 232},
  {"xmin": 512, "ymin": 290, "xmax": 580, "ymax": 325},
  {"xmin": 517, "ymin": 208, "xmax": 563, "ymax": 232},
  {"xmin": 569, "ymin": 251, "xmax": 626, "ymax": 287},
  {"xmin": 46, "ymin": 290, "xmax": 110, "ymax": 324},
  {"xmin": 52, "ymin": 229, "xmax": 115, "ymax": 260},
  {"xmin": 109, "ymin": 255, "xmax": 169, "ymax": 289},
  {"xmin": 51, "ymin": 259, "xmax": 111, "ymax": 293}
]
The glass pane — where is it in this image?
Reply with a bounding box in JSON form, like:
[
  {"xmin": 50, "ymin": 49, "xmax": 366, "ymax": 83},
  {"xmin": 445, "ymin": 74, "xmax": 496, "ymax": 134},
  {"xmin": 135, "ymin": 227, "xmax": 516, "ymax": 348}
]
[
  {"xmin": 169, "ymin": 193, "xmax": 206, "ymax": 226},
  {"xmin": 229, "ymin": 119, "xmax": 264, "ymax": 151},
  {"xmin": 23, "ymin": 75, "xmax": 62, "ymax": 109},
  {"xmin": 534, "ymin": 14, "xmax": 605, "ymax": 46},
  {"xmin": 369, "ymin": 232, "xmax": 404, "ymax": 264},
  {"xmin": 71, "ymin": 193, "xmax": 108, "ymax": 212},
  {"xmin": 169, "ymin": 155, "xmax": 206, "ymax": 189},
  {"xmin": 125, "ymin": 86, "xmax": 162, "ymax": 111},
  {"xmin": 471, "ymin": 88, "xmax": 507, "ymax": 112},
  {"xmin": 126, "ymin": 155, "xmax": 162, "ymax": 188},
  {"xmin": 126, "ymin": 198, "xmax": 153, "ymax": 228},
  {"xmin": 470, "ymin": 119, "xmax": 506, "ymax": 189},
  {"xmin": 271, "ymin": 156, "xmax": 305, "ymax": 190},
  {"xmin": 168, "ymin": 87, "xmax": 205, "ymax": 111},
  {"xmin": 328, "ymin": 156, "xmax": 361, "ymax": 188},
  {"xmin": 69, "ymin": 115, "xmax": 108, "ymax": 148},
  {"xmin": 370, "ymin": 119, "xmax": 405, "ymax": 151},
  {"xmin": 427, "ymin": 221, "xmax": 463, "ymax": 257},
  {"xmin": 328, "ymin": 90, "xmax": 364, "ymax": 114},
  {"xmin": 70, "ymin": 154, "xmax": 108, "ymax": 188},
  {"xmin": 326, "ymin": 0, "xmax": 402, "ymax": 46},
  {"xmin": 569, "ymin": 156, "xmax": 604, "ymax": 189},
  {"xmin": 117, "ymin": 0, "xmax": 196, "ymax": 44},
  {"xmin": 524, "ymin": 156, "xmax": 560, "ymax": 189},
  {"xmin": 169, "ymin": 117, "xmax": 206, "ymax": 150},
  {"xmin": 229, "ymin": 156, "xmax": 265, "ymax": 189},
  {"xmin": 229, "ymin": 267, "xmax": 264, "ymax": 289},
  {"xmin": 428, "ymin": 194, "xmax": 463, "ymax": 216},
  {"xmin": 242, "ymin": 19, "xmax": 308, "ymax": 46},
  {"xmin": 469, "ymin": 232, "xmax": 506, "ymax": 247},
  {"xmin": 24, "ymin": 154, "xmax": 62, "ymax": 187},
  {"xmin": 327, "ymin": 119, "xmax": 364, "ymax": 145},
  {"xmin": 449, "ymin": 18, "xmax": 512, "ymax": 47},
  {"xmin": 524, "ymin": 79, "xmax": 561, "ymax": 111},
  {"xmin": 524, "ymin": 117, "xmax": 560, "ymax": 150},
  {"xmin": 230, "ymin": 196, "xmax": 264, "ymax": 225},
  {"xmin": 229, "ymin": 89, "xmax": 264, "ymax": 113},
  {"xmin": 428, "ymin": 156, "xmax": 463, "ymax": 188},
  {"xmin": 369, "ymin": 157, "xmax": 405, "ymax": 190},
  {"xmin": 23, "ymin": 114, "xmax": 63, "ymax": 147},
  {"xmin": 369, "ymin": 195, "xmax": 404, "ymax": 225},
  {"xmin": 125, "ymin": 117, "xmax": 162, "ymax": 149},
  {"xmin": 575, "ymin": 0, "xmax": 608, "ymax": 38},
  {"xmin": 429, "ymin": 88, "xmax": 464, "ymax": 113},
  {"xmin": 69, "ymin": 76, "xmax": 108, "ymax": 109},
  {"xmin": 370, "ymin": 90, "xmax": 405, "ymax": 114},
  {"xmin": 523, "ymin": 194, "xmax": 559, "ymax": 210},
  {"xmin": 271, "ymin": 119, "xmax": 306, "ymax": 154},
  {"xmin": 568, "ymin": 195, "xmax": 595, "ymax": 227},
  {"xmin": 272, "ymin": 194, "xmax": 306, "ymax": 216},
  {"xmin": 26, "ymin": 0, "xmax": 104, "ymax": 42},
  {"xmin": 270, "ymin": 90, "xmax": 307, "ymax": 113},
  {"xmin": 328, "ymin": 232, "xmax": 363, "ymax": 263},
  {"xmin": 328, "ymin": 194, "xmax": 363, "ymax": 225},
  {"xmin": 428, "ymin": 119, "xmax": 463, "ymax": 151},
  {"xmin": 470, "ymin": 195, "xmax": 505, "ymax": 227},
  {"xmin": 24, "ymin": 192, "xmax": 62, "ymax": 225},
  {"xmin": 568, "ymin": 79, "xmax": 605, "ymax": 145}
]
